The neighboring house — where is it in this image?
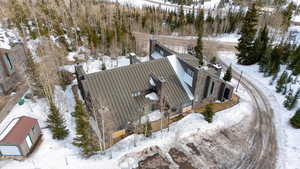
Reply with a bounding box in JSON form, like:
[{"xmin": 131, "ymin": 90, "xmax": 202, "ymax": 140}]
[
  {"xmin": 0, "ymin": 28, "xmax": 26, "ymax": 95},
  {"xmin": 75, "ymin": 39, "xmax": 233, "ymax": 148},
  {"xmin": 0, "ymin": 116, "xmax": 41, "ymax": 158}
]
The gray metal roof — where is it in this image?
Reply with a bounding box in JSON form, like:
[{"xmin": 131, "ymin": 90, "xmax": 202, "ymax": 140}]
[{"xmin": 81, "ymin": 58, "xmax": 190, "ymax": 130}]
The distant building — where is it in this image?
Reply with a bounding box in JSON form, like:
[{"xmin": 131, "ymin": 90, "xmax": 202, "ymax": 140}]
[
  {"xmin": 0, "ymin": 116, "xmax": 41, "ymax": 158},
  {"xmin": 0, "ymin": 28, "xmax": 26, "ymax": 95},
  {"xmin": 75, "ymin": 39, "xmax": 233, "ymax": 148}
]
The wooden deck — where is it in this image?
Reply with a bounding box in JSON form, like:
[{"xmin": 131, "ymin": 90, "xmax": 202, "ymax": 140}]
[{"xmin": 111, "ymin": 94, "xmax": 239, "ymax": 145}]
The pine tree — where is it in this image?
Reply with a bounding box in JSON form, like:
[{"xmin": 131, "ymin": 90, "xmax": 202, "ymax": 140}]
[
  {"xmin": 195, "ymin": 8, "xmax": 204, "ymax": 34},
  {"xmin": 223, "ymin": 65, "xmax": 232, "ymax": 82},
  {"xmin": 253, "ymin": 25, "xmax": 269, "ymax": 64},
  {"xmin": 143, "ymin": 120, "xmax": 152, "ymax": 137},
  {"xmin": 290, "ymin": 109, "xmax": 300, "ymax": 128},
  {"xmin": 236, "ymin": 3, "xmax": 258, "ymax": 65},
  {"xmin": 268, "ymin": 46, "xmax": 282, "ymax": 75},
  {"xmin": 289, "ymin": 45, "xmax": 300, "ymax": 75},
  {"xmin": 194, "ymin": 9, "xmax": 204, "ymax": 65},
  {"xmin": 203, "ymin": 103, "xmax": 214, "ymax": 123},
  {"xmin": 282, "ymin": 2, "xmax": 296, "ymax": 30},
  {"xmin": 276, "ymin": 71, "xmax": 288, "ymax": 93},
  {"xmin": 101, "ymin": 63, "xmax": 106, "ymax": 71},
  {"xmin": 210, "ymin": 56, "xmax": 217, "ymax": 64},
  {"xmin": 178, "ymin": 5, "xmax": 185, "ymax": 29},
  {"xmin": 195, "ymin": 32, "xmax": 203, "ymax": 65},
  {"xmin": 47, "ymin": 102, "xmax": 69, "ymax": 140},
  {"xmin": 73, "ymin": 97, "xmax": 99, "ymax": 157},
  {"xmin": 283, "ymin": 89, "xmax": 300, "ymax": 110}
]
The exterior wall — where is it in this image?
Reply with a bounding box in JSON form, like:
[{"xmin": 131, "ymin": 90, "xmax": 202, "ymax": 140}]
[
  {"xmin": 192, "ymin": 70, "xmax": 234, "ymax": 109},
  {"xmin": 0, "ymin": 144, "xmax": 22, "ymax": 156},
  {"xmin": 17, "ymin": 122, "xmax": 41, "ymax": 156},
  {"xmin": 0, "ymin": 44, "xmax": 26, "ymax": 95}
]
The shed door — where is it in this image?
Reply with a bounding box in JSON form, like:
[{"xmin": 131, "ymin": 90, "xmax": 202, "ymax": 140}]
[
  {"xmin": 0, "ymin": 146, "xmax": 21, "ymax": 156},
  {"xmin": 25, "ymin": 135, "xmax": 33, "ymax": 149}
]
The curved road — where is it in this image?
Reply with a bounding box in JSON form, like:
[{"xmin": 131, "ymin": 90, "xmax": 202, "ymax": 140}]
[{"xmin": 220, "ymin": 59, "xmax": 277, "ymax": 169}]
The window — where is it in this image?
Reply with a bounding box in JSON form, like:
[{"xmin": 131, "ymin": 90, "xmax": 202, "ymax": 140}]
[
  {"xmin": 210, "ymin": 82, "xmax": 215, "ymax": 96},
  {"xmin": 5, "ymin": 53, "xmax": 13, "ymax": 70}
]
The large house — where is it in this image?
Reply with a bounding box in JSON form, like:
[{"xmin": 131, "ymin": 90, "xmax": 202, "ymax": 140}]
[{"xmin": 75, "ymin": 39, "xmax": 233, "ymax": 148}]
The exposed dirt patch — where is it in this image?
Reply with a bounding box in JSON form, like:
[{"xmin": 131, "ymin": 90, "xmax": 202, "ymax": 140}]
[
  {"xmin": 135, "ymin": 153, "xmax": 171, "ymax": 169},
  {"xmin": 168, "ymin": 148, "xmax": 197, "ymax": 169},
  {"xmin": 186, "ymin": 143, "xmax": 200, "ymax": 156}
]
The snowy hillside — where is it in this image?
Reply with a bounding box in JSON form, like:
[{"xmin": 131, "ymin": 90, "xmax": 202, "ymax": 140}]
[{"xmin": 218, "ymin": 51, "xmax": 300, "ymax": 169}]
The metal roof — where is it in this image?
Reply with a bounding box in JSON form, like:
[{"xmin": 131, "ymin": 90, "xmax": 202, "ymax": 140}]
[
  {"xmin": 0, "ymin": 116, "xmax": 37, "ymax": 145},
  {"xmin": 81, "ymin": 58, "xmax": 190, "ymax": 130}
]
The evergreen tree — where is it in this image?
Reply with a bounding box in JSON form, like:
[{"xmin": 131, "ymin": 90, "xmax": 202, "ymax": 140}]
[
  {"xmin": 195, "ymin": 8, "xmax": 204, "ymax": 34},
  {"xmin": 203, "ymin": 104, "xmax": 214, "ymax": 123},
  {"xmin": 143, "ymin": 120, "xmax": 152, "ymax": 137},
  {"xmin": 73, "ymin": 97, "xmax": 99, "ymax": 157},
  {"xmin": 289, "ymin": 45, "xmax": 300, "ymax": 75},
  {"xmin": 253, "ymin": 25, "xmax": 269, "ymax": 64},
  {"xmin": 283, "ymin": 89, "xmax": 300, "ymax": 110},
  {"xmin": 47, "ymin": 102, "xmax": 69, "ymax": 140},
  {"xmin": 276, "ymin": 71, "xmax": 288, "ymax": 93},
  {"xmin": 223, "ymin": 65, "xmax": 232, "ymax": 82},
  {"xmin": 101, "ymin": 63, "xmax": 106, "ymax": 71},
  {"xmin": 259, "ymin": 47, "xmax": 272, "ymax": 74},
  {"xmin": 282, "ymin": 2, "xmax": 296, "ymax": 30},
  {"xmin": 195, "ymin": 32, "xmax": 203, "ymax": 65},
  {"xmin": 178, "ymin": 5, "xmax": 185, "ymax": 28},
  {"xmin": 290, "ymin": 109, "xmax": 300, "ymax": 128},
  {"xmin": 194, "ymin": 9, "xmax": 204, "ymax": 65},
  {"xmin": 210, "ymin": 56, "xmax": 217, "ymax": 64},
  {"xmin": 236, "ymin": 3, "xmax": 258, "ymax": 65},
  {"xmin": 268, "ymin": 46, "xmax": 282, "ymax": 75}
]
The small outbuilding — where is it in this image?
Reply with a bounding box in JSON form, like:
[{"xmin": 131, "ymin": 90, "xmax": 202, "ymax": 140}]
[{"xmin": 0, "ymin": 116, "xmax": 41, "ymax": 158}]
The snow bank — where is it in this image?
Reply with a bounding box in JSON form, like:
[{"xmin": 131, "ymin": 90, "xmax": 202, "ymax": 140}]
[
  {"xmin": 0, "ymin": 27, "xmax": 20, "ymax": 50},
  {"xmin": 62, "ymin": 56, "xmax": 131, "ymax": 74},
  {"xmin": 0, "ymin": 118, "xmax": 19, "ymax": 141},
  {"xmin": 218, "ymin": 51, "xmax": 300, "ymax": 169},
  {"xmin": 145, "ymin": 92, "xmax": 159, "ymax": 101},
  {"xmin": 203, "ymin": 33, "xmax": 240, "ymax": 43}
]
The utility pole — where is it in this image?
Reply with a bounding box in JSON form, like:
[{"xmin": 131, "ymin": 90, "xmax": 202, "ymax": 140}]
[{"xmin": 236, "ymin": 71, "xmax": 243, "ymax": 92}]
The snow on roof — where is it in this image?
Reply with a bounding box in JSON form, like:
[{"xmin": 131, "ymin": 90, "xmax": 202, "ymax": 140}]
[
  {"xmin": 183, "ymin": 73, "xmax": 193, "ymax": 87},
  {"xmin": 151, "ymin": 51, "xmax": 164, "ymax": 59},
  {"xmin": 167, "ymin": 55, "xmax": 194, "ymax": 100},
  {"xmin": 149, "ymin": 77, "xmax": 156, "ymax": 86},
  {"xmin": 0, "ymin": 118, "xmax": 20, "ymax": 141},
  {"xmin": 0, "ymin": 28, "xmax": 20, "ymax": 50},
  {"xmin": 141, "ymin": 110, "xmax": 163, "ymax": 123},
  {"xmin": 145, "ymin": 92, "xmax": 159, "ymax": 101},
  {"xmin": 292, "ymin": 15, "xmax": 300, "ymax": 23}
]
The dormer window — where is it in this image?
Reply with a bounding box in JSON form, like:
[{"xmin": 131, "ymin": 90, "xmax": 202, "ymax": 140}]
[{"xmin": 132, "ymin": 91, "xmax": 141, "ymax": 97}]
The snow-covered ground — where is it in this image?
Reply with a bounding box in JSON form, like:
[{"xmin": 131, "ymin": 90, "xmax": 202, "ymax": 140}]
[
  {"xmin": 105, "ymin": 0, "xmax": 223, "ymax": 10},
  {"xmin": 218, "ymin": 51, "xmax": 300, "ymax": 169},
  {"xmin": 0, "ymin": 53, "xmax": 253, "ymax": 169},
  {"xmin": 0, "ymin": 26, "xmax": 21, "ymax": 50}
]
